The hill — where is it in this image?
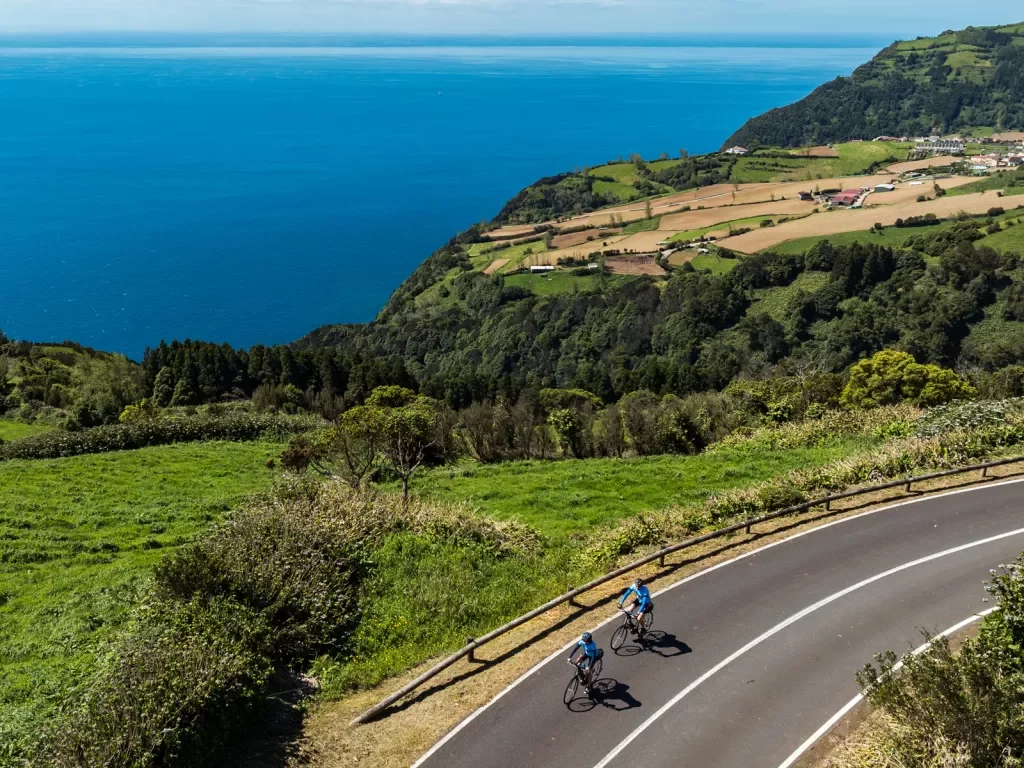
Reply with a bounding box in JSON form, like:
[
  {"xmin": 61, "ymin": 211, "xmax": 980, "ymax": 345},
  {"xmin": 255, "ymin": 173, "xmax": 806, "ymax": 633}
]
[{"xmin": 725, "ymin": 22, "xmax": 1024, "ymax": 148}]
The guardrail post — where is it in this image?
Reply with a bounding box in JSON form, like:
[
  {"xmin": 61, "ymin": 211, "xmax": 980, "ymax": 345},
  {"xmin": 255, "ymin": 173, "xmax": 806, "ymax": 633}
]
[
  {"xmin": 982, "ymin": 466, "xmax": 989, "ymax": 478},
  {"xmin": 825, "ymin": 491, "xmax": 831, "ymax": 511},
  {"xmin": 466, "ymin": 638, "xmax": 476, "ymax": 663},
  {"xmin": 568, "ymin": 590, "xmax": 578, "ymax": 608},
  {"xmin": 905, "ymin": 480, "xmax": 912, "ymax": 492},
  {"xmin": 744, "ymin": 520, "xmax": 752, "ymax": 534},
  {"xmin": 659, "ymin": 553, "xmax": 666, "ymax": 567}
]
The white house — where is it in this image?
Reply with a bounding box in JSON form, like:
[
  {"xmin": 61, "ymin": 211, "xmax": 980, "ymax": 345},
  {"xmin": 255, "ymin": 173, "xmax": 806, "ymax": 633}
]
[
  {"xmin": 530, "ymin": 265, "xmax": 555, "ymax": 274},
  {"xmin": 724, "ymin": 146, "xmax": 749, "ymax": 156}
]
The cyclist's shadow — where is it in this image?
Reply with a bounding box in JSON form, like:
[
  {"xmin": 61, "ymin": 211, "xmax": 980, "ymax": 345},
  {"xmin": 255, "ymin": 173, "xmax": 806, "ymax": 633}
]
[
  {"xmin": 566, "ymin": 678, "xmax": 641, "ymax": 713},
  {"xmin": 614, "ymin": 630, "xmax": 691, "ymax": 659}
]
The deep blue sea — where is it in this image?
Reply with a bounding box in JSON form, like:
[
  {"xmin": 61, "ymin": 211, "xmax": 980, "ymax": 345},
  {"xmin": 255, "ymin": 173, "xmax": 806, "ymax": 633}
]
[{"xmin": 0, "ymin": 36, "xmax": 887, "ymax": 358}]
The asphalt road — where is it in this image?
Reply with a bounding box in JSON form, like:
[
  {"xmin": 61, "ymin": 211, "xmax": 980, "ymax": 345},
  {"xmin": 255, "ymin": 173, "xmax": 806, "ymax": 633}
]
[{"xmin": 415, "ymin": 479, "xmax": 1024, "ymax": 768}]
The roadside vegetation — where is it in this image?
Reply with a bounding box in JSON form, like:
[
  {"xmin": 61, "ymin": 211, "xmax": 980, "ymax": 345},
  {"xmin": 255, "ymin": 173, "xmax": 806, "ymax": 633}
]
[
  {"xmin": 0, "ymin": 441, "xmax": 283, "ymax": 762},
  {"xmin": 828, "ymin": 547, "xmax": 1024, "ymax": 767}
]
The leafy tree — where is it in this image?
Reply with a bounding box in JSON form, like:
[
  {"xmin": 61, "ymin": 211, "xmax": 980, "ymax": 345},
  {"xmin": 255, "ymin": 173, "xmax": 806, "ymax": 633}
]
[
  {"xmin": 840, "ymin": 349, "xmax": 975, "ymax": 409},
  {"xmin": 363, "ymin": 386, "xmax": 441, "ymax": 504}
]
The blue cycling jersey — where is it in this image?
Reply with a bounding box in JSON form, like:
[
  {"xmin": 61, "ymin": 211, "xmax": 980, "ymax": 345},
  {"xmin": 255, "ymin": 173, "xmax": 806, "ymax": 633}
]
[
  {"xmin": 620, "ymin": 584, "xmax": 652, "ymax": 610},
  {"xmin": 568, "ymin": 638, "xmax": 599, "ymax": 661}
]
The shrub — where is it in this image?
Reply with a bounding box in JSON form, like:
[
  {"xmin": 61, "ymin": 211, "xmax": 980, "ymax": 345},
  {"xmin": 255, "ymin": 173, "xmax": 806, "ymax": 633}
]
[
  {"xmin": 854, "ymin": 554, "xmax": 1024, "ymax": 766},
  {"xmin": 41, "ymin": 596, "xmax": 274, "ymax": 768},
  {"xmin": 841, "ymin": 350, "xmax": 975, "ymax": 409}
]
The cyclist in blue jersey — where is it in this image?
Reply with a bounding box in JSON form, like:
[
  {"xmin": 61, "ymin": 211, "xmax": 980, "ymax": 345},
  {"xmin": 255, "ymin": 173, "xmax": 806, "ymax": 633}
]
[
  {"xmin": 619, "ymin": 577, "xmax": 653, "ymax": 635},
  {"xmin": 567, "ymin": 631, "xmax": 600, "ymax": 671}
]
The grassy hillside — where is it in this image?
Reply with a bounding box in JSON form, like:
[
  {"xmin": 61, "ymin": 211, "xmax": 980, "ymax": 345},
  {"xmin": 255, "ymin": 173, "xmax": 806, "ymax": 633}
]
[
  {"xmin": 726, "ymin": 22, "xmax": 1024, "ymax": 148},
  {"xmin": 0, "ymin": 441, "xmax": 283, "ymax": 756},
  {"xmin": 405, "ymin": 438, "xmax": 874, "ymax": 537}
]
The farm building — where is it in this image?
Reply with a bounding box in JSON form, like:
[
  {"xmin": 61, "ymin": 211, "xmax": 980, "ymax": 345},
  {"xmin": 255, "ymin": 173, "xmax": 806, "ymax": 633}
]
[
  {"xmin": 829, "ymin": 189, "xmax": 863, "ymax": 207},
  {"xmin": 873, "ymin": 183, "xmax": 896, "ymax": 193},
  {"xmin": 724, "ymin": 146, "xmax": 749, "ymax": 156},
  {"xmin": 530, "ymin": 265, "xmax": 555, "ymax": 274},
  {"xmin": 798, "ymin": 191, "xmax": 814, "ymax": 201},
  {"xmin": 914, "ymin": 139, "xmax": 964, "ymax": 155}
]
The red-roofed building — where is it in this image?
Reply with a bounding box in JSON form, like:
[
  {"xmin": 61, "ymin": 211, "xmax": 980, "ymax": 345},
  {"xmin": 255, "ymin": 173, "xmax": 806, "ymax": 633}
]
[{"xmin": 829, "ymin": 189, "xmax": 863, "ymax": 207}]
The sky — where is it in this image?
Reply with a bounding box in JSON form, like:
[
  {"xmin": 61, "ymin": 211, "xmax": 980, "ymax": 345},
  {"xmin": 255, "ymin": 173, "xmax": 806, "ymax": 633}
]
[{"xmin": 0, "ymin": 0, "xmax": 1021, "ymax": 37}]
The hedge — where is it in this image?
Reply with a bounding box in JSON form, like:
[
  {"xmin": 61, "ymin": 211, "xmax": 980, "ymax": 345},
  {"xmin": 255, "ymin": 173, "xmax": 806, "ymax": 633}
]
[{"xmin": 0, "ymin": 413, "xmax": 321, "ymax": 461}]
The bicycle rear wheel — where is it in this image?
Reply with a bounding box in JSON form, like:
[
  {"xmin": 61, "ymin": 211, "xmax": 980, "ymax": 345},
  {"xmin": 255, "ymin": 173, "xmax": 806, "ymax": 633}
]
[
  {"xmin": 589, "ymin": 657, "xmax": 603, "ymax": 685},
  {"xmin": 641, "ymin": 610, "xmax": 654, "ymax": 633},
  {"xmin": 611, "ymin": 623, "xmax": 628, "ymax": 651},
  {"xmin": 563, "ymin": 675, "xmax": 579, "ymax": 705}
]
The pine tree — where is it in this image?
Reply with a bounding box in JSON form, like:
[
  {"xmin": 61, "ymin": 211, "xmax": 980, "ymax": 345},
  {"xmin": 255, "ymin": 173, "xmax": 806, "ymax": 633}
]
[{"xmin": 151, "ymin": 367, "xmax": 175, "ymax": 407}]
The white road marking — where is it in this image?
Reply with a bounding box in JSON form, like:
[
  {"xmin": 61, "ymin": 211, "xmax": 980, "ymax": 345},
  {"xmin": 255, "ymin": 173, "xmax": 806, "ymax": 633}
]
[
  {"xmin": 775, "ymin": 608, "xmax": 996, "ymax": 768},
  {"xmin": 591, "ymin": 527, "xmax": 1024, "ymax": 768},
  {"xmin": 411, "ymin": 476, "xmax": 1024, "ymax": 768}
]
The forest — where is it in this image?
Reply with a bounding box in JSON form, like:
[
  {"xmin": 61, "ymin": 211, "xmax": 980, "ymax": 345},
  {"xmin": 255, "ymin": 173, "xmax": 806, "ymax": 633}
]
[{"xmin": 725, "ymin": 23, "xmax": 1024, "ymax": 147}]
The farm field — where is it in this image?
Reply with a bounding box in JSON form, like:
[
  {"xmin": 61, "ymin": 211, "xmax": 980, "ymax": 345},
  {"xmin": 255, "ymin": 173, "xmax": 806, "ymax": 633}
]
[
  {"xmin": 722, "ymin": 190, "xmax": 1009, "ymax": 253},
  {"xmin": 864, "ymin": 175, "xmax": 980, "ymax": 205},
  {"xmin": 0, "ymin": 441, "xmax": 283, "ymax": 753},
  {"xmin": 886, "ymin": 156, "xmax": 961, "ymax": 174},
  {"xmin": 660, "ymin": 198, "xmax": 815, "ymax": 230},
  {"xmin": 689, "ymin": 252, "xmax": 739, "ymax": 274}
]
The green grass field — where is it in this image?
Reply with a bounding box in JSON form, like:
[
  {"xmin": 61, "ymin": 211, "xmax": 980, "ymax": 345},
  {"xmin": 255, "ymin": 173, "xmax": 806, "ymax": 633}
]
[
  {"xmin": 766, "ymin": 225, "xmax": 927, "ymax": 255},
  {"xmin": 406, "ymin": 438, "xmax": 873, "ymax": 538},
  {"xmin": 588, "ymin": 160, "xmax": 679, "ymax": 201},
  {"xmin": 978, "ymin": 218, "xmax": 1024, "ymax": 252},
  {"xmin": 0, "ymin": 441, "xmax": 283, "ymax": 751},
  {"xmin": 504, "ymin": 271, "xmax": 627, "ymax": 296},
  {"xmin": 947, "ymin": 171, "xmax": 1023, "ymax": 197},
  {"xmin": 0, "ymin": 420, "xmax": 53, "ymax": 441},
  {"xmin": 689, "ymin": 252, "xmax": 740, "ymax": 274}
]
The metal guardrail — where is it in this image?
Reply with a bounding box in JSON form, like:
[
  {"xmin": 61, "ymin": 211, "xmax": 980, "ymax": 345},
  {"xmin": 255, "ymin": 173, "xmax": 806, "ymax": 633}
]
[{"xmin": 352, "ymin": 454, "xmax": 1024, "ymax": 725}]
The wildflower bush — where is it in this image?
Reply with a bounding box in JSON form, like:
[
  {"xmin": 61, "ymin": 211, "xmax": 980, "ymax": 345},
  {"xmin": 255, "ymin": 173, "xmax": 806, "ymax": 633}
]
[
  {"xmin": 846, "ymin": 553, "xmax": 1024, "ymax": 767},
  {"xmin": 914, "ymin": 397, "xmax": 1024, "ymax": 439},
  {"xmin": 710, "ymin": 404, "xmax": 922, "ymax": 453},
  {"xmin": 0, "ymin": 411, "xmax": 320, "ymax": 461}
]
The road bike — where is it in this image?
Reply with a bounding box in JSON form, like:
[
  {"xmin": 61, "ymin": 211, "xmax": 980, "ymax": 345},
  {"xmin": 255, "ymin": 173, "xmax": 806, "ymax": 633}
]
[
  {"xmin": 610, "ymin": 606, "xmax": 654, "ymax": 651},
  {"xmin": 563, "ymin": 649, "xmax": 603, "ymax": 704}
]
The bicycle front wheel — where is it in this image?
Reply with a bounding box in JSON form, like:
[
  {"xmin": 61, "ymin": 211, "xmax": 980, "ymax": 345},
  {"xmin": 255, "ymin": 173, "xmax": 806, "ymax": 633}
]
[
  {"xmin": 563, "ymin": 675, "xmax": 579, "ymax": 705},
  {"xmin": 611, "ymin": 624, "xmax": 628, "ymax": 651}
]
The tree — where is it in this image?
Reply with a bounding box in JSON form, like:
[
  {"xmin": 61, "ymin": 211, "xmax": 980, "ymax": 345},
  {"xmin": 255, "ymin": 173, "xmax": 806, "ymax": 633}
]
[
  {"xmin": 169, "ymin": 377, "xmax": 197, "ymax": 407},
  {"xmin": 645, "ymin": 199, "xmax": 653, "ymax": 220},
  {"xmin": 840, "ymin": 349, "xmax": 975, "ymax": 409},
  {"xmin": 361, "ymin": 386, "xmax": 441, "ymax": 505}
]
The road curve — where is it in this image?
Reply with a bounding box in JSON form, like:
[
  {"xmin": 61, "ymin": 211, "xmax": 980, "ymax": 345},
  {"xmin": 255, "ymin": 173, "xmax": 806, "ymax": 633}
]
[{"xmin": 415, "ymin": 478, "xmax": 1024, "ymax": 768}]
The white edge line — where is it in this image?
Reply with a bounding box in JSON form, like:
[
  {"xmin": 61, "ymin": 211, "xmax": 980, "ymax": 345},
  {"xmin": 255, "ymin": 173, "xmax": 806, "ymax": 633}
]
[
  {"xmin": 775, "ymin": 607, "xmax": 998, "ymax": 768},
  {"xmin": 411, "ymin": 475, "xmax": 1024, "ymax": 768},
  {"xmin": 590, "ymin": 526, "xmax": 1024, "ymax": 768}
]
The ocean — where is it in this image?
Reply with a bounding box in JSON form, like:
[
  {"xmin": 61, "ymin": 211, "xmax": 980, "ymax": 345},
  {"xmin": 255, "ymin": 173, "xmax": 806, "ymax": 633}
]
[{"xmin": 0, "ymin": 35, "xmax": 886, "ymax": 358}]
